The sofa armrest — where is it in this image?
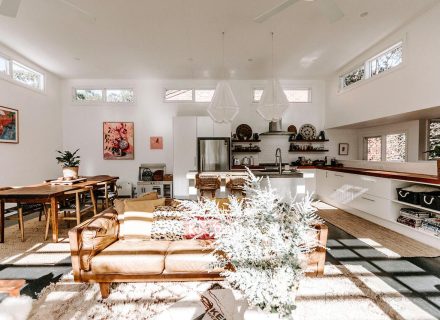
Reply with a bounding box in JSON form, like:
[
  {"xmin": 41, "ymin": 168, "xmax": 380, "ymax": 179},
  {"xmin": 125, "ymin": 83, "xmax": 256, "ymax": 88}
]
[{"xmin": 68, "ymin": 208, "xmax": 119, "ymax": 281}]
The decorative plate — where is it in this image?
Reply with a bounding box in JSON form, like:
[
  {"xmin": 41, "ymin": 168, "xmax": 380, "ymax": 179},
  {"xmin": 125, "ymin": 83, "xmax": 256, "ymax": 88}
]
[
  {"xmin": 299, "ymin": 124, "xmax": 316, "ymax": 139},
  {"xmin": 287, "ymin": 125, "xmax": 297, "ymax": 134},
  {"xmin": 236, "ymin": 124, "xmax": 253, "ymax": 140}
]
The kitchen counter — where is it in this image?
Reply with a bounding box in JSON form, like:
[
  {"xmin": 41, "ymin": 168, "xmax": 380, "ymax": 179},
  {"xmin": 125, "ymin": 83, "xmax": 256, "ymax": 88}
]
[{"xmin": 321, "ymin": 166, "xmax": 440, "ymax": 185}]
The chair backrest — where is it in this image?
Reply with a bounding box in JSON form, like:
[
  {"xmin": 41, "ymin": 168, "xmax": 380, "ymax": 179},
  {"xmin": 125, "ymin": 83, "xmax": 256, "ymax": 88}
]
[{"xmin": 196, "ymin": 174, "xmax": 221, "ymax": 190}]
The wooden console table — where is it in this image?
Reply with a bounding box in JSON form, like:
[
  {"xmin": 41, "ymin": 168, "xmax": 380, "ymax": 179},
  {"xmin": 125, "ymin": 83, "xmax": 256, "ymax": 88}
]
[{"xmin": 0, "ymin": 175, "xmax": 118, "ymax": 243}]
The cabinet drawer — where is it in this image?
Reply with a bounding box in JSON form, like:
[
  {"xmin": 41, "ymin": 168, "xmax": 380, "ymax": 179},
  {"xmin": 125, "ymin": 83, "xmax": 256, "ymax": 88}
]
[
  {"xmin": 350, "ymin": 194, "xmax": 393, "ymax": 221},
  {"xmin": 360, "ymin": 175, "xmax": 392, "ymax": 199}
]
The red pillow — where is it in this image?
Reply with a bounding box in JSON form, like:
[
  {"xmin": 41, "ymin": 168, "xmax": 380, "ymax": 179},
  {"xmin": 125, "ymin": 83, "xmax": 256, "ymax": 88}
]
[{"xmin": 184, "ymin": 216, "xmax": 221, "ymax": 240}]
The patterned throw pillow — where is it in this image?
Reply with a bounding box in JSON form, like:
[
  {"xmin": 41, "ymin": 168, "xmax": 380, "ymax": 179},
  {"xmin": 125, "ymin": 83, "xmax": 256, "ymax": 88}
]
[{"xmin": 150, "ymin": 211, "xmax": 185, "ymax": 241}]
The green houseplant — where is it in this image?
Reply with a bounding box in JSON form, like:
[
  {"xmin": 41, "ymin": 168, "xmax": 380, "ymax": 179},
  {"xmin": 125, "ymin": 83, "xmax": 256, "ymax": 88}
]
[{"xmin": 56, "ymin": 149, "xmax": 81, "ymax": 179}]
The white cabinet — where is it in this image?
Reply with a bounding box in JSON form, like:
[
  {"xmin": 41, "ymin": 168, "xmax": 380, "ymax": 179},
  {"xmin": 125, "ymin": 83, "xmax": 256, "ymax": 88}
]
[
  {"xmin": 360, "ymin": 175, "xmax": 392, "ymax": 199},
  {"xmin": 298, "ymin": 169, "xmax": 316, "ymax": 198},
  {"xmin": 173, "ymin": 117, "xmax": 197, "ymax": 196},
  {"xmin": 173, "ymin": 116, "xmax": 231, "ymax": 197}
]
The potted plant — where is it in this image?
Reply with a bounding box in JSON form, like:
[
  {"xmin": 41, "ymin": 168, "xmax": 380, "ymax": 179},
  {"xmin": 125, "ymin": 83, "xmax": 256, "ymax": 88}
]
[
  {"xmin": 56, "ymin": 149, "xmax": 80, "ymax": 180},
  {"xmin": 424, "ymin": 146, "xmax": 440, "ymax": 176}
]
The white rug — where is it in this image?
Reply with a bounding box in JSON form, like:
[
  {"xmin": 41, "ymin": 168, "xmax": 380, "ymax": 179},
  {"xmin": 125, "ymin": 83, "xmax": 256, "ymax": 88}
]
[{"xmin": 29, "ymin": 263, "xmax": 436, "ymax": 320}]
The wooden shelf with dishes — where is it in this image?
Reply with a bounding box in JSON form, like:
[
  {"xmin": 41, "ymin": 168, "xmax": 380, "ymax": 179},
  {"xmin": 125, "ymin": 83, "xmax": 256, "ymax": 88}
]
[
  {"xmin": 231, "ymin": 139, "xmax": 261, "ymax": 143},
  {"xmin": 288, "ymin": 150, "xmax": 329, "ymax": 153},
  {"xmin": 289, "ymin": 139, "xmax": 329, "ymax": 142},
  {"xmin": 232, "ymin": 150, "xmax": 261, "ymax": 153}
]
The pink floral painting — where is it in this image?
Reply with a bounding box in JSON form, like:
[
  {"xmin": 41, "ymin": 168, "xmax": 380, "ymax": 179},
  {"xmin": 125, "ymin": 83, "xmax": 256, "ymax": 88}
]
[{"xmin": 103, "ymin": 122, "xmax": 134, "ymax": 160}]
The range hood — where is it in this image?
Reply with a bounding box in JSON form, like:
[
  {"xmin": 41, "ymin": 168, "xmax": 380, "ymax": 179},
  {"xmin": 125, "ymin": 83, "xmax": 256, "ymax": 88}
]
[{"xmin": 259, "ymin": 120, "xmax": 291, "ymax": 136}]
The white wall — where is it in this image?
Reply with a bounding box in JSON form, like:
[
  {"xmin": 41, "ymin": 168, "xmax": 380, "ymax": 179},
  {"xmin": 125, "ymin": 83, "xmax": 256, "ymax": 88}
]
[
  {"xmin": 0, "ymin": 44, "xmax": 62, "ymax": 186},
  {"xmin": 62, "ymin": 78, "xmax": 356, "ymax": 184},
  {"xmin": 326, "ymin": 3, "xmax": 440, "ymax": 129}
]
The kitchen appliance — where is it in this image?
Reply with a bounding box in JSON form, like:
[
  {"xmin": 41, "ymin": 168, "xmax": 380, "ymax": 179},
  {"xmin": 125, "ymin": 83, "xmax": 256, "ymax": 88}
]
[
  {"xmin": 197, "ymin": 137, "xmax": 231, "ymax": 172},
  {"xmin": 260, "ymin": 120, "xmax": 291, "ymax": 136},
  {"xmin": 137, "ymin": 163, "xmax": 173, "ymax": 198}
]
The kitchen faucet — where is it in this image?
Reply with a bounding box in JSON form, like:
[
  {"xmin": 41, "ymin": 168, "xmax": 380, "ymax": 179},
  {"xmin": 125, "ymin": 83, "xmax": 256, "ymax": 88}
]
[{"xmin": 275, "ymin": 147, "xmax": 282, "ymax": 174}]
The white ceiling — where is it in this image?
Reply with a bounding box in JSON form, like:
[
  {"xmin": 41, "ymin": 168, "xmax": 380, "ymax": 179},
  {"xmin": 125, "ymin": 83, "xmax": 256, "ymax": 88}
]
[{"xmin": 0, "ymin": 0, "xmax": 437, "ymax": 79}]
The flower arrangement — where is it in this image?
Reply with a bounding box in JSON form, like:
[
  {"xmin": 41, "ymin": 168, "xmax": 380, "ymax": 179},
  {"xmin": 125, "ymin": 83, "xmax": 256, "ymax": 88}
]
[{"xmin": 178, "ymin": 169, "xmax": 324, "ymax": 318}]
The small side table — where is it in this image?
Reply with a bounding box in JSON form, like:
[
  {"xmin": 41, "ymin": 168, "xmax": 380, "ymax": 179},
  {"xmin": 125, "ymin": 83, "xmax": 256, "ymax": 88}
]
[{"xmin": 0, "ymin": 279, "xmax": 25, "ymax": 297}]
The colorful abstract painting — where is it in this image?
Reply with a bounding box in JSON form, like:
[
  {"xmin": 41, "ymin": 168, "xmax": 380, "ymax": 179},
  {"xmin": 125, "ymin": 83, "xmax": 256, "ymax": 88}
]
[
  {"xmin": 150, "ymin": 136, "xmax": 163, "ymax": 150},
  {"xmin": 103, "ymin": 122, "xmax": 134, "ymax": 160},
  {"xmin": 0, "ymin": 106, "xmax": 19, "ymax": 144}
]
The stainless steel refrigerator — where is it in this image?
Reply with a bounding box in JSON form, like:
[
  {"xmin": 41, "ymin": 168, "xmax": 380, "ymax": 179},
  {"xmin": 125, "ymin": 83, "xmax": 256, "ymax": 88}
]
[{"xmin": 197, "ymin": 137, "xmax": 231, "ymax": 172}]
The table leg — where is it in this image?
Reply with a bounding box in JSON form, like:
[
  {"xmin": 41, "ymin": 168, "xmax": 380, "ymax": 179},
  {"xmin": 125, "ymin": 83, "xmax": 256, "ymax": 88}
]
[
  {"xmin": 50, "ymin": 197, "xmax": 59, "ymax": 242},
  {"xmin": 0, "ymin": 200, "xmax": 4, "ymax": 243}
]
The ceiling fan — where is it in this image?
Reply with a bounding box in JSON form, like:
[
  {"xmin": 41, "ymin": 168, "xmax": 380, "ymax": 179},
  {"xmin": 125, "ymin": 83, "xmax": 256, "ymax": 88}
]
[
  {"xmin": 254, "ymin": 0, "xmax": 344, "ymax": 23},
  {"xmin": 0, "ymin": 0, "xmax": 95, "ymax": 21}
]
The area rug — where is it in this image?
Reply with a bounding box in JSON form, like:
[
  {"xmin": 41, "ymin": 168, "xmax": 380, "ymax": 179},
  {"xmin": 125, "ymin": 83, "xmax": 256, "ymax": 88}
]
[
  {"xmin": 0, "ymin": 216, "xmax": 71, "ymax": 265},
  {"xmin": 28, "ymin": 263, "xmax": 436, "ymax": 320},
  {"xmin": 315, "ymin": 202, "xmax": 440, "ymax": 258}
]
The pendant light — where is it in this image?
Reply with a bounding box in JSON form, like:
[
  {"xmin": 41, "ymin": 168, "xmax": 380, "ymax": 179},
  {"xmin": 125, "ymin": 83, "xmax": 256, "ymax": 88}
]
[
  {"xmin": 257, "ymin": 32, "xmax": 288, "ymax": 122},
  {"xmin": 207, "ymin": 32, "xmax": 239, "ymax": 123}
]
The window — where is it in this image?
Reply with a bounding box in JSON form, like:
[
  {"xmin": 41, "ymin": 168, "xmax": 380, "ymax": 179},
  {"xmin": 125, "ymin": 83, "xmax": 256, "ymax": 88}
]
[
  {"xmin": 427, "ymin": 119, "xmax": 440, "ymax": 159},
  {"xmin": 195, "ymin": 89, "xmax": 215, "ymax": 102},
  {"xmin": 386, "ymin": 133, "xmax": 406, "ymax": 162},
  {"xmin": 75, "ymin": 89, "xmax": 103, "ymax": 101},
  {"xmin": 341, "ymin": 65, "xmax": 365, "ymax": 88},
  {"xmin": 73, "ymin": 88, "xmax": 135, "ymax": 103},
  {"xmin": 365, "ymin": 136, "xmax": 382, "ymax": 161},
  {"xmin": 253, "ymin": 89, "xmax": 264, "ymax": 103},
  {"xmin": 284, "ymin": 88, "xmax": 311, "ymax": 103},
  {"xmin": 252, "ymin": 88, "xmax": 312, "ymax": 103},
  {"xmin": 165, "ymin": 89, "xmax": 193, "ymax": 101},
  {"xmin": 340, "ymin": 41, "xmax": 403, "ymax": 90},
  {"xmin": 12, "ymin": 61, "xmax": 44, "ymax": 90},
  {"xmin": 164, "ymin": 88, "xmax": 215, "ymax": 102},
  {"xmin": 106, "ymin": 89, "xmax": 134, "ymax": 103},
  {"xmin": 0, "ymin": 55, "xmax": 9, "ymax": 75},
  {"xmin": 364, "ymin": 133, "xmax": 407, "ymax": 162},
  {"xmin": 369, "ymin": 43, "xmax": 403, "ymax": 77}
]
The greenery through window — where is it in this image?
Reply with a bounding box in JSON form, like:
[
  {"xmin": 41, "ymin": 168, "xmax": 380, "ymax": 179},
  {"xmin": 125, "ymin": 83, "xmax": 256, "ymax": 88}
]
[
  {"xmin": 341, "ymin": 66, "xmax": 365, "ymax": 88},
  {"xmin": 12, "ymin": 61, "xmax": 44, "ymax": 90},
  {"xmin": 106, "ymin": 89, "xmax": 134, "ymax": 103},
  {"xmin": 428, "ymin": 119, "xmax": 440, "ymax": 159},
  {"xmin": 365, "ymin": 136, "xmax": 382, "ymax": 161},
  {"xmin": 386, "ymin": 133, "xmax": 406, "ymax": 162},
  {"xmin": 75, "ymin": 89, "xmax": 103, "ymax": 101},
  {"xmin": 74, "ymin": 88, "xmax": 134, "ymax": 103}
]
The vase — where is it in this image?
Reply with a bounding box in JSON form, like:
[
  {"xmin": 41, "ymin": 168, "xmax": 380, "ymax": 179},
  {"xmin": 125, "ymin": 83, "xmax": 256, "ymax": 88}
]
[{"xmin": 63, "ymin": 166, "xmax": 79, "ymax": 180}]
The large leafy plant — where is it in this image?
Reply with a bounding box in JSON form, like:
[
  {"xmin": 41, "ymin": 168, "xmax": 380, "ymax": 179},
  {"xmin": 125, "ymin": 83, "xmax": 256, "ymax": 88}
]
[
  {"xmin": 179, "ymin": 169, "xmax": 324, "ymax": 318},
  {"xmin": 56, "ymin": 149, "xmax": 80, "ymax": 167}
]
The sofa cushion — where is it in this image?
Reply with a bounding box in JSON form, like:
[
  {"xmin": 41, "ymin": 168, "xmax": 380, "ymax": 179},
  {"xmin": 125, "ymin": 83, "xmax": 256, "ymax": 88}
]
[
  {"xmin": 80, "ymin": 211, "xmax": 119, "ymax": 271},
  {"xmin": 90, "ymin": 240, "xmax": 171, "ymax": 275},
  {"xmin": 114, "ymin": 192, "xmax": 159, "ymax": 215},
  {"xmin": 120, "ymin": 198, "xmax": 166, "ymax": 239},
  {"xmin": 164, "ymin": 239, "xmax": 222, "ymax": 273}
]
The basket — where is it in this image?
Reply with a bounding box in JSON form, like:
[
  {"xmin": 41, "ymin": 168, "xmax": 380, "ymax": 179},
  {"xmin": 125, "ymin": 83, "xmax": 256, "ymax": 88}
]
[{"xmin": 420, "ymin": 192, "xmax": 440, "ymax": 211}]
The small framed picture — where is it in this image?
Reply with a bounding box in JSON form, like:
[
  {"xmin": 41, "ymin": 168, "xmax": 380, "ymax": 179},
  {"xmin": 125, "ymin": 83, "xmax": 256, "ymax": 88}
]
[
  {"xmin": 150, "ymin": 136, "xmax": 163, "ymax": 150},
  {"xmin": 0, "ymin": 106, "xmax": 19, "ymax": 144},
  {"xmin": 339, "ymin": 143, "xmax": 349, "ymax": 155}
]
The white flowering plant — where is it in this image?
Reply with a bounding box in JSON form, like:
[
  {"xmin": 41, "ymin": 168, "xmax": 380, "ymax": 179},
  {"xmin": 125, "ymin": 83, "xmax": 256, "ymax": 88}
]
[{"xmin": 178, "ymin": 169, "xmax": 325, "ymax": 318}]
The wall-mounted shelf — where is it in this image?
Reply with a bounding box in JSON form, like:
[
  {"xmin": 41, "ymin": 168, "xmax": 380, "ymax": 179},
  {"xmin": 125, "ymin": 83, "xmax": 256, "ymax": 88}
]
[
  {"xmin": 231, "ymin": 140, "xmax": 261, "ymax": 143},
  {"xmin": 391, "ymin": 199, "xmax": 440, "ymax": 216},
  {"xmin": 288, "ymin": 150, "xmax": 329, "ymax": 153},
  {"xmin": 289, "ymin": 139, "xmax": 329, "ymax": 143},
  {"xmin": 232, "ymin": 150, "xmax": 261, "ymax": 153}
]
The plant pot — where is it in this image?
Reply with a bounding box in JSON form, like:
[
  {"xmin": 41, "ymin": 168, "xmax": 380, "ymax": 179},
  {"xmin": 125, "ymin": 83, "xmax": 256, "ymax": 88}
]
[{"xmin": 63, "ymin": 166, "xmax": 79, "ymax": 180}]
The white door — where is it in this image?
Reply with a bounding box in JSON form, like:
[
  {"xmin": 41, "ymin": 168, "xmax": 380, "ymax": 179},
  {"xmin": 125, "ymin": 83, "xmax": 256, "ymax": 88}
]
[{"xmin": 173, "ymin": 117, "xmax": 197, "ymax": 197}]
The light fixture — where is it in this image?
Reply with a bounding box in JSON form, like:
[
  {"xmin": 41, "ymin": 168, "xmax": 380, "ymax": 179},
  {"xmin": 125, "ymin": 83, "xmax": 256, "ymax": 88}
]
[
  {"xmin": 207, "ymin": 32, "xmax": 239, "ymax": 123},
  {"xmin": 257, "ymin": 32, "xmax": 288, "ymax": 122}
]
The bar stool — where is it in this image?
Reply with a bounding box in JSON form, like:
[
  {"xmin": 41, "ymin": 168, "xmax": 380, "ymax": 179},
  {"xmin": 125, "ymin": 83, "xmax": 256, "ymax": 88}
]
[
  {"xmin": 195, "ymin": 173, "xmax": 221, "ymax": 198},
  {"xmin": 226, "ymin": 175, "xmax": 247, "ymax": 196}
]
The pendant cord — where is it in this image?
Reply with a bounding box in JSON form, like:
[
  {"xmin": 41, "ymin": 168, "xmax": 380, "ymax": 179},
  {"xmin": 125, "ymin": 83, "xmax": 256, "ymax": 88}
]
[
  {"xmin": 271, "ymin": 32, "xmax": 275, "ymax": 108},
  {"xmin": 222, "ymin": 31, "xmax": 225, "ymax": 80}
]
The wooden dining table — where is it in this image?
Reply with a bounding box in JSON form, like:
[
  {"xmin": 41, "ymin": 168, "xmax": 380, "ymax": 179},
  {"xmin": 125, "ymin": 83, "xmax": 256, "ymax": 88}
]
[{"xmin": 0, "ymin": 175, "xmax": 118, "ymax": 243}]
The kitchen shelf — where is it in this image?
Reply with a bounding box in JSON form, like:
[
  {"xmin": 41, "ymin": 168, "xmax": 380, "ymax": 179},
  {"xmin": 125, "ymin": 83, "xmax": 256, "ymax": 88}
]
[
  {"xmin": 288, "ymin": 150, "xmax": 329, "ymax": 153},
  {"xmin": 232, "ymin": 139, "xmax": 261, "ymax": 143},
  {"xmin": 232, "ymin": 150, "xmax": 261, "ymax": 153},
  {"xmin": 289, "ymin": 139, "xmax": 329, "ymax": 142}
]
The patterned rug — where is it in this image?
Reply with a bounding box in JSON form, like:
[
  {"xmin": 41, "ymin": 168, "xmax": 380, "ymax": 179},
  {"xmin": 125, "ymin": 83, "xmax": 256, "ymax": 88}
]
[
  {"xmin": 0, "ymin": 216, "xmax": 71, "ymax": 265},
  {"xmin": 29, "ymin": 263, "xmax": 436, "ymax": 320}
]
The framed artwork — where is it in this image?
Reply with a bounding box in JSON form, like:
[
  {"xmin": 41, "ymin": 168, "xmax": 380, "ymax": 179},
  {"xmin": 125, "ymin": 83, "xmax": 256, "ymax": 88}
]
[
  {"xmin": 338, "ymin": 143, "xmax": 349, "ymax": 155},
  {"xmin": 0, "ymin": 106, "xmax": 19, "ymax": 144},
  {"xmin": 103, "ymin": 122, "xmax": 134, "ymax": 160},
  {"xmin": 150, "ymin": 136, "xmax": 163, "ymax": 150}
]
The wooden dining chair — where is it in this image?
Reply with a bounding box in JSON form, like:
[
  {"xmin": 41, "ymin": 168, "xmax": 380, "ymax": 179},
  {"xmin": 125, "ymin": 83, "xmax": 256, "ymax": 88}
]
[
  {"xmin": 44, "ymin": 187, "xmax": 97, "ymax": 240},
  {"xmin": 96, "ymin": 179, "xmax": 118, "ymax": 209},
  {"xmin": 195, "ymin": 174, "xmax": 221, "ymax": 198}
]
